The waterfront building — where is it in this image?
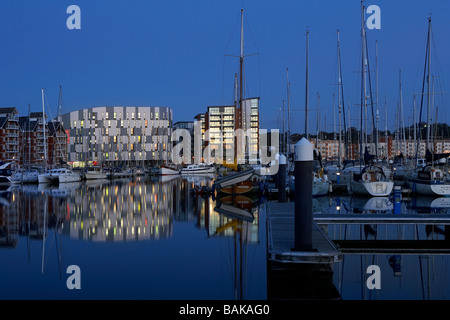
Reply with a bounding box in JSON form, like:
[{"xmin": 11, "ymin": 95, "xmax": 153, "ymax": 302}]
[
  {"xmin": 173, "ymin": 121, "xmax": 194, "ymax": 164},
  {"xmin": 0, "ymin": 107, "xmax": 20, "ymax": 163},
  {"xmin": 61, "ymin": 106, "xmax": 173, "ymax": 167},
  {"xmin": 17, "ymin": 112, "xmax": 68, "ymax": 167},
  {"xmin": 203, "ymin": 97, "xmax": 260, "ymax": 164}
]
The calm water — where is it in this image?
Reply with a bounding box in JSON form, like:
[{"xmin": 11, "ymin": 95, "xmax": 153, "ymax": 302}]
[{"xmin": 0, "ymin": 176, "xmax": 449, "ymax": 300}]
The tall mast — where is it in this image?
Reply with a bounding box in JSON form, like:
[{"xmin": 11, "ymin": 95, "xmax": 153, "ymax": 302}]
[
  {"xmin": 282, "ymin": 99, "xmax": 285, "ymax": 153},
  {"xmin": 316, "ymin": 92, "xmax": 320, "ymax": 147},
  {"xmin": 305, "ymin": 28, "xmax": 310, "ymax": 140},
  {"xmin": 399, "ymin": 69, "xmax": 406, "ymax": 158},
  {"xmin": 413, "ymin": 94, "xmax": 417, "ymax": 157},
  {"xmin": 42, "ymin": 88, "xmax": 46, "ymax": 165},
  {"xmin": 286, "ymin": 68, "xmax": 291, "ymax": 158},
  {"xmin": 58, "ymin": 85, "xmax": 62, "ymax": 122},
  {"xmin": 333, "ymin": 93, "xmax": 336, "ymax": 143},
  {"xmin": 360, "ymin": 1, "xmax": 366, "ymax": 164},
  {"xmin": 375, "ymin": 40, "xmax": 379, "ymax": 159},
  {"xmin": 28, "ymin": 104, "xmax": 31, "ymax": 165},
  {"xmin": 239, "ymin": 8, "xmax": 244, "ymax": 129},
  {"xmin": 337, "ymin": 30, "xmax": 342, "ymax": 169},
  {"xmin": 385, "ymin": 95, "xmax": 388, "ymax": 159},
  {"xmin": 426, "ymin": 17, "xmax": 432, "ymax": 151}
]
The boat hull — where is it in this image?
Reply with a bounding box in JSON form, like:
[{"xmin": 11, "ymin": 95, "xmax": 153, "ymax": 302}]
[
  {"xmin": 58, "ymin": 173, "xmax": 82, "ymax": 183},
  {"xmin": 406, "ymin": 179, "xmax": 450, "ymax": 196},
  {"xmin": 219, "ymin": 180, "xmax": 253, "ymax": 195},
  {"xmin": 313, "ymin": 178, "xmax": 331, "ymax": 196},
  {"xmin": 38, "ymin": 173, "xmax": 55, "ymax": 184},
  {"xmin": 351, "ymin": 180, "xmax": 394, "ymax": 197},
  {"xmin": 159, "ymin": 167, "xmax": 180, "ymax": 175},
  {"xmin": 180, "ymin": 168, "xmax": 216, "ymax": 175},
  {"xmin": 213, "ymin": 169, "xmax": 254, "ymax": 189},
  {"xmin": 85, "ymin": 172, "xmax": 108, "ymax": 180}
]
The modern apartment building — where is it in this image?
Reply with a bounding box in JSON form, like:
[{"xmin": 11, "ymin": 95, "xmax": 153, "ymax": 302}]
[
  {"xmin": 202, "ymin": 97, "xmax": 260, "ymax": 164},
  {"xmin": 61, "ymin": 106, "xmax": 173, "ymax": 167}
]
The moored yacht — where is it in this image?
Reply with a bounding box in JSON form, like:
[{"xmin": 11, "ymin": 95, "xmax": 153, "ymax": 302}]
[
  {"xmin": 55, "ymin": 168, "xmax": 82, "ymax": 183},
  {"xmin": 180, "ymin": 163, "xmax": 216, "ymax": 175},
  {"xmin": 350, "ymin": 165, "xmax": 394, "ymax": 197},
  {"xmin": 0, "ymin": 162, "xmax": 12, "ymax": 186},
  {"xmin": 38, "ymin": 168, "xmax": 60, "ymax": 184},
  {"xmin": 159, "ymin": 164, "xmax": 180, "ymax": 176},
  {"xmin": 405, "ymin": 165, "xmax": 450, "ymax": 197},
  {"xmin": 85, "ymin": 166, "xmax": 107, "ymax": 180}
]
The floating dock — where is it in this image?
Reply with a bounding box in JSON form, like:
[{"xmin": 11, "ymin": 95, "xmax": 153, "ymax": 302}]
[{"xmin": 266, "ymin": 202, "xmax": 342, "ymax": 264}]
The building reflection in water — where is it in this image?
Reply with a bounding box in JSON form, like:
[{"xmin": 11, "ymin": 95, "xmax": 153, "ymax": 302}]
[
  {"xmin": 66, "ymin": 177, "xmax": 175, "ymax": 241},
  {"xmin": 1, "ymin": 174, "xmax": 261, "ymax": 246}
]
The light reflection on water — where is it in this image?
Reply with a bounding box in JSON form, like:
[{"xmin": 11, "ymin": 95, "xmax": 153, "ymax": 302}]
[
  {"xmin": 1, "ymin": 177, "xmax": 450, "ymax": 300},
  {"xmin": 0, "ymin": 175, "xmax": 266, "ymax": 300}
]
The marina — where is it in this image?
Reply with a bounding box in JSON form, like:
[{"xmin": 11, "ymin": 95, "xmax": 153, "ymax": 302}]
[
  {"xmin": 0, "ymin": 171, "xmax": 449, "ymax": 300},
  {"xmin": 1, "ymin": 1, "xmax": 450, "ymax": 307}
]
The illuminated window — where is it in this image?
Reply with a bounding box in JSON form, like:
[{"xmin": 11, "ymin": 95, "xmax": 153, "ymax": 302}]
[
  {"xmin": 80, "ymin": 120, "xmax": 84, "ymax": 128},
  {"xmin": 113, "ymin": 136, "xmax": 117, "ymax": 143}
]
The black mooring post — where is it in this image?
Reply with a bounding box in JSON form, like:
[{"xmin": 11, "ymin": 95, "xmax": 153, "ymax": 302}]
[
  {"xmin": 279, "ymin": 154, "xmax": 287, "ymax": 202},
  {"xmin": 293, "ymin": 138, "xmax": 313, "ymax": 251}
]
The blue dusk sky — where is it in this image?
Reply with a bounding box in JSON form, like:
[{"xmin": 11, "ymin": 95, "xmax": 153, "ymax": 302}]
[{"xmin": 0, "ymin": 0, "xmax": 449, "ymax": 134}]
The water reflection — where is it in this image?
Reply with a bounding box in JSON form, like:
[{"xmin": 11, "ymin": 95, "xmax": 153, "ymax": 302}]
[
  {"xmin": 1, "ymin": 174, "xmax": 263, "ymax": 246},
  {"xmin": 320, "ymin": 195, "xmax": 450, "ymax": 300},
  {"xmin": 2, "ymin": 175, "xmax": 450, "ymax": 299}
]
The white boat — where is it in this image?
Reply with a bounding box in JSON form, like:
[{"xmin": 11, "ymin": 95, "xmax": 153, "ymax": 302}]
[
  {"xmin": 0, "ymin": 162, "xmax": 12, "ymax": 185},
  {"xmin": 405, "ymin": 166, "xmax": 450, "ymax": 197},
  {"xmin": 288, "ymin": 173, "xmax": 331, "ymax": 197},
  {"xmin": 350, "ymin": 166, "xmax": 394, "ymax": 197},
  {"xmin": 180, "ymin": 163, "xmax": 216, "ymax": 175},
  {"xmin": 159, "ymin": 165, "xmax": 180, "ymax": 176},
  {"xmin": 213, "ymin": 168, "xmax": 254, "ymax": 190},
  {"xmin": 53, "ymin": 168, "xmax": 82, "ymax": 183},
  {"xmin": 12, "ymin": 169, "xmax": 40, "ymax": 184},
  {"xmin": 85, "ymin": 166, "xmax": 107, "ymax": 180},
  {"xmin": 38, "ymin": 168, "xmax": 60, "ymax": 184},
  {"xmin": 313, "ymin": 175, "xmax": 331, "ymax": 196}
]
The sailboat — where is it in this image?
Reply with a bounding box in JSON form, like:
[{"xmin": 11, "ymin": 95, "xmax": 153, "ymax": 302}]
[
  {"xmin": 38, "ymin": 89, "xmax": 54, "ymax": 184},
  {"xmin": 405, "ymin": 17, "xmax": 450, "ymax": 197},
  {"xmin": 291, "ymin": 29, "xmax": 330, "ymax": 197},
  {"xmin": 349, "ymin": 3, "xmax": 394, "ymax": 197},
  {"xmin": 213, "ymin": 9, "xmax": 257, "ymax": 193}
]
